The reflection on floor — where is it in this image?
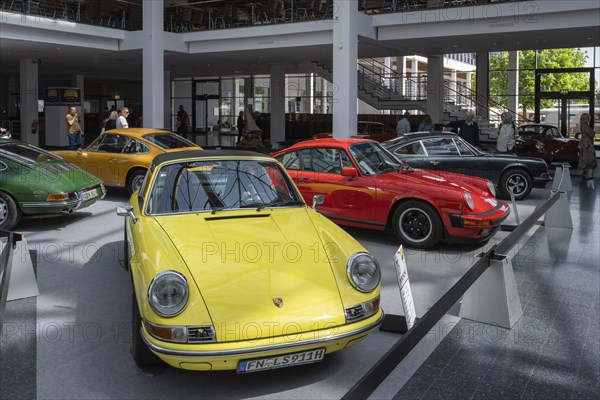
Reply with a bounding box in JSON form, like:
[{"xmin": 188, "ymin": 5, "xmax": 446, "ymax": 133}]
[{"xmin": 393, "ymin": 177, "xmax": 599, "ymax": 400}]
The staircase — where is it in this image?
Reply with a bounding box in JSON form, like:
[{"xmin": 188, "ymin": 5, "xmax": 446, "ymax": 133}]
[{"xmin": 304, "ymin": 58, "xmax": 508, "ymax": 143}]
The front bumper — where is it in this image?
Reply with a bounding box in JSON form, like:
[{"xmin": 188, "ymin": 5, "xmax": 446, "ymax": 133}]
[
  {"xmin": 141, "ymin": 310, "xmax": 384, "ymax": 371},
  {"xmin": 20, "ymin": 184, "xmax": 106, "ymax": 215},
  {"xmin": 446, "ymin": 202, "xmax": 510, "ymax": 241}
]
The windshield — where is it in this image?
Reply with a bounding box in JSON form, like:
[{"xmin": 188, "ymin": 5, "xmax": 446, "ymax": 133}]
[
  {"xmin": 146, "ymin": 159, "xmax": 304, "ymax": 215},
  {"xmin": 520, "ymin": 126, "xmax": 562, "ymax": 138},
  {"xmin": 348, "ymin": 141, "xmax": 403, "ymax": 175},
  {"xmin": 142, "ymin": 133, "xmax": 197, "ymax": 149},
  {"xmin": 0, "ymin": 143, "xmax": 61, "ymax": 165}
]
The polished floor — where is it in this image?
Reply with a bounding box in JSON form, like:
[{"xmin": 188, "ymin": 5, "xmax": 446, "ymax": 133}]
[
  {"xmin": 0, "ymin": 175, "xmax": 598, "ymax": 400},
  {"xmin": 394, "ymin": 177, "xmax": 600, "ymax": 400}
]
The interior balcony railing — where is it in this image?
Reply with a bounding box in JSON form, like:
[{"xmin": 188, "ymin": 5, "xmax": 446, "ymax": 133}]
[
  {"xmin": 0, "ymin": 0, "xmax": 143, "ymax": 30},
  {"xmin": 1, "ymin": 0, "xmax": 526, "ymax": 32}
]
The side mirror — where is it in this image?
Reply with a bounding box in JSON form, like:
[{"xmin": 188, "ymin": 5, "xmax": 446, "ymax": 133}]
[
  {"xmin": 341, "ymin": 167, "xmax": 358, "ymax": 178},
  {"xmin": 77, "ymin": 148, "xmax": 84, "ymax": 155},
  {"xmin": 312, "ymin": 194, "xmax": 325, "ymax": 211},
  {"xmin": 116, "ymin": 204, "xmax": 137, "ymax": 224}
]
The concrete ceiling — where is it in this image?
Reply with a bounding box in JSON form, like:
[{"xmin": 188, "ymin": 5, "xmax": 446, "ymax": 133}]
[{"xmin": 1, "ymin": 5, "xmax": 598, "ymax": 81}]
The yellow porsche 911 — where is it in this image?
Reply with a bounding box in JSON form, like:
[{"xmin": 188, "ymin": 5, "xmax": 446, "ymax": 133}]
[
  {"xmin": 117, "ymin": 149, "xmax": 383, "ymax": 372},
  {"xmin": 54, "ymin": 128, "xmax": 200, "ymax": 194}
]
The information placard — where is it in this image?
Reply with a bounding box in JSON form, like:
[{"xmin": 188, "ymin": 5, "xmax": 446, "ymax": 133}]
[{"xmin": 393, "ymin": 245, "xmax": 416, "ymax": 330}]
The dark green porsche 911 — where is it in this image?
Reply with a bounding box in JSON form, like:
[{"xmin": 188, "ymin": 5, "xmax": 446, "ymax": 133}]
[
  {"xmin": 0, "ymin": 138, "xmax": 106, "ymax": 230},
  {"xmin": 383, "ymin": 132, "xmax": 552, "ymax": 200}
]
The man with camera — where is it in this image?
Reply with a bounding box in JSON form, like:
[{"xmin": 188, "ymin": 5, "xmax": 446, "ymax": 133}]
[{"xmin": 66, "ymin": 106, "xmax": 83, "ymax": 149}]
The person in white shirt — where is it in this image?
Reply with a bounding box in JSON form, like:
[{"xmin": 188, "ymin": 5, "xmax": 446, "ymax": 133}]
[
  {"xmin": 117, "ymin": 107, "xmax": 130, "ymax": 129},
  {"xmin": 496, "ymin": 112, "xmax": 516, "ymax": 152},
  {"xmin": 396, "ymin": 112, "xmax": 411, "ymax": 135}
]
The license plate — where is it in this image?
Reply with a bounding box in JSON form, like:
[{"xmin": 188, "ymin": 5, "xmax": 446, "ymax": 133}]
[
  {"xmin": 80, "ymin": 188, "xmax": 98, "ymax": 202},
  {"xmin": 236, "ymin": 348, "xmax": 326, "ymax": 374}
]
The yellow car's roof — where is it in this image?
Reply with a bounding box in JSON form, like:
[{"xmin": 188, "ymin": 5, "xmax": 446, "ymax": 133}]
[{"xmin": 151, "ymin": 150, "xmax": 272, "ymax": 169}]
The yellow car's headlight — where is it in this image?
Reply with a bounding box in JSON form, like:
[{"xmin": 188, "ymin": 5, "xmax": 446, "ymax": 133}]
[
  {"xmin": 148, "ymin": 270, "xmax": 189, "ymax": 317},
  {"xmin": 346, "ymin": 253, "xmax": 381, "ymax": 293}
]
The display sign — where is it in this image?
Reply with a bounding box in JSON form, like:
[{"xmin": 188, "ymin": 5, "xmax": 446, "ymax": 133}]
[
  {"xmin": 45, "ymin": 87, "xmax": 80, "ymax": 106},
  {"xmin": 61, "ymin": 88, "xmax": 80, "ymax": 105},
  {"xmin": 46, "ymin": 88, "xmax": 60, "ymax": 105},
  {"xmin": 393, "ymin": 245, "xmax": 416, "ymax": 330}
]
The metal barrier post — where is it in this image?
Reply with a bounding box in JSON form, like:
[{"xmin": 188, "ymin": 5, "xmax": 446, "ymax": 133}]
[
  {"xmin": 551, "ymin": 163, "xmax": 572, "ymax": 191},
  {"xmin": 459, "ymin": 252, "xmax": 523, "ymax": 328},
  {"xmin": 544, "ymin": 190, "xmax": 573, "ymax": 229},
  {"xmin": 501, "ymin": 187, "xmax": 520, "ymax": 231},
  {"xmin": 0, "ymin": 231, "xmax": 17, "ymax": 335}
]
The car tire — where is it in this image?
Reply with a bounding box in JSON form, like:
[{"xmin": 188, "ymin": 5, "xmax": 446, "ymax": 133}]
[
  {"xmin": 392, "ymin": 200, "xmax": 442, "ymax": 249},
  {"xmin": 131, "ymin": 290, "xmax": 162, "ymax": 368},
  {"xmin": 126, "ymin": 169, "xmax": 146, "ymax": 195},
  {"xmin": 0, "ymin": 191, "xmax": 21, "ymax": 231},
  {"xmin": 498, "ymin": 168, "xmax": 533, "ymax": 200}
]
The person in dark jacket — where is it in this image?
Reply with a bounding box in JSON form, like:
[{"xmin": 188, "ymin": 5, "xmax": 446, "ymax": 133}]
[
  {"xmin": 104, "ymin": 111, "xmax": 118, "ymax": 131},
  {"xmin": 457, "ymin": 111, "xmax": 480, "ymax": 147}
]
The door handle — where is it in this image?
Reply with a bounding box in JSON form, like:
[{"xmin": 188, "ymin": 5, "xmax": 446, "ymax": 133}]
[
  {"xmin": 429, "ymin": 160, "xmax": 439, "ymax": 165},
  {"xmin": 108, "ymin": 158, "xmax": 118, "ymax": 162},
  {"xmin": 297, "ymin": 178, "xmax": 312, "ymax": 183}
]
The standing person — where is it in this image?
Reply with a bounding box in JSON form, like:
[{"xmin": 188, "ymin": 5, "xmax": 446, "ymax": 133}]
[
  {"xmin": 65, "ymin": 106, "xmax": 83, "ymax": 150},
  {"xmin": 396, "ymin": 111, "xmax": 411, "ymax": 135},
  {"xmin": 98, "ymin": 106, "xmax": 110, "ymax": 133},
  {"xmin": 117, "ymin": 107, "xmax": 129, "ymax": 128},
  {"xmin": 176, "ymin": 105, "xmax": 189, "ymax": 134},
  {"xmin": 577, "ymin": 113, "xmax": 596, "ymax": 180},
  {"xmin": 457, "ymin": 110, "xmax": 480, "ymax": 147},
  {"xmin": 128, "ymin": 108, "xmax": 139, "ymax": 128},
  {"xmin": 418, "ymin": 114, "xmax": 434, "ymax": 132},
  {"xmin": 496, "ymin": 111, "xmax": 516, "ymax": 153},
  {"xmin": 253, "ymin": 111, "xmax": 262, "ymax": 130},
  {"xmin": 236, "ymin": 111, "xmax": 246, "ymax": 143},
  {"xmin": 104, "ymin": 111, "xmax": 118, "ymax": 131}
]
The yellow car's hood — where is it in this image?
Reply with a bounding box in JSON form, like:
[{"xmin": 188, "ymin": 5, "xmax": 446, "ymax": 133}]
[{"xmin": 154, "ymin": 208, "xmax": 346, "ymax": 342}]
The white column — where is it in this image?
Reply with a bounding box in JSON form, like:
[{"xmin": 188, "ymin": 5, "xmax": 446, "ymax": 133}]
[
  {"xmin": 332, "ymin": 0, "xmax": 358, "ymax": 138},
  {"xmin": 384, "ymin": 57, "xmax": 392, "ymax": 90},
  {"xmin": 426, "ymin": 55, "xmax": 444, "ymax": 124},
  {"xmin": 76, "ymin": 74, "xmax": 85, "ymax": 137},
  {"xmin": 508, "ymin": 51, "xmax": 519, "ymax": 122},
  {"xmin": 304, "ymin": 74, "xmax": 313, "ymax": 114},
  {"xmin": 397, "ymin": 56, "xmax": 406, "ymax": 98},
  {"xmin": 270, "ymin": 63, "xmax": 285, "ymax": 144},
  {"xmin": 322, "ymin": 78, "xmax": 329, "ymax": 114},
  {"xmin": 412, "ymin": 56, "xmax": 419, "ymax": 100},
  {"xmin": 466, "ymin": 71, "xmax": 473, "ymax": 110},
  {"xmin": 19, "ymin": 59, "xmax": 39, "ymax": 146},
  {"xmin": 476, "ymin": 52, "xmax": 489, "ymax": 120},
  {"xmin": 142, "ymin": 1, "xmax": 164, "ymax": 128},
  {"xmin": 450, "ymin": 69, "xmax": 457, "ymax": 105},
  {"xmin": 164, "ymin": 70, "xmax": 171, "ymax": 130}
]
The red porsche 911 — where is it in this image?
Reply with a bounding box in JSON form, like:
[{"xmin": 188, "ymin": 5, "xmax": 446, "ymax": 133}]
[{"xmin": 272, "ymin": 139, "xmax": 510, "ymax": 249}]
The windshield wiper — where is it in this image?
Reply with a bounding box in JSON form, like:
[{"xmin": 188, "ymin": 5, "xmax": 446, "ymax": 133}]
[{"xmin": 270, "ymin": 200, "xmax": 305, "ymax": 207}]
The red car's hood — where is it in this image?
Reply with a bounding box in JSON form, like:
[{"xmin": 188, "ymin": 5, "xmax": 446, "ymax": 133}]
[
  {"xmin": 376, "ymin": 167, "xmax": 490, "ymax": 196},
  {"xmin": 554, "ymin": 137, "xmax": 579, "ymax": 146}
]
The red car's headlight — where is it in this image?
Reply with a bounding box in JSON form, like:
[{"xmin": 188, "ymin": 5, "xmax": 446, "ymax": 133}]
[
  {"xmin": 487, "ymin": 181, "xmax": 496, "ymax": 197},
  {"xmin": 463, "ymin": 191, "xmax": 475, "ymax": 211}
]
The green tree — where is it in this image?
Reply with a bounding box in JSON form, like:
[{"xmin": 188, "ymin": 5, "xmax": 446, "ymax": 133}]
[{"xmin": 489, "ymin": 48, "xmax": 590, "ymax": 111}]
